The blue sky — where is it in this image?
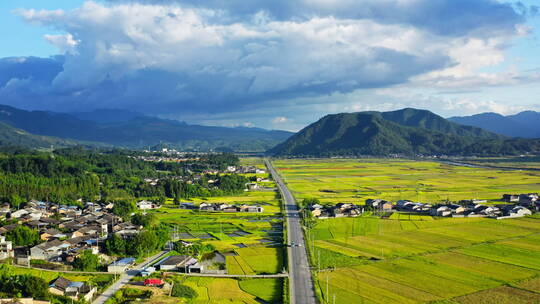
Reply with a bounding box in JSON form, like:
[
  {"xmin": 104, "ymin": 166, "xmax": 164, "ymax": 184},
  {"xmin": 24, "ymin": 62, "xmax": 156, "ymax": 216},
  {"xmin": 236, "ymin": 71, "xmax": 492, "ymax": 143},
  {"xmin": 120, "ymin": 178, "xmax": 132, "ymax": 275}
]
[{"xmin": 0, "ymin": 0, "xmax": 539, "ymax": 131}]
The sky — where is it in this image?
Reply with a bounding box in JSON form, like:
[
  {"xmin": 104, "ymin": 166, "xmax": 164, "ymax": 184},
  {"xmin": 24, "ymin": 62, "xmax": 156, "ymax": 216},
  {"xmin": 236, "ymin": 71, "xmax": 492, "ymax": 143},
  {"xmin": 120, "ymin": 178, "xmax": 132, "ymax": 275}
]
[{"xmin": 0, "ymin": 0, "xmax": 539, "ymax": 131}]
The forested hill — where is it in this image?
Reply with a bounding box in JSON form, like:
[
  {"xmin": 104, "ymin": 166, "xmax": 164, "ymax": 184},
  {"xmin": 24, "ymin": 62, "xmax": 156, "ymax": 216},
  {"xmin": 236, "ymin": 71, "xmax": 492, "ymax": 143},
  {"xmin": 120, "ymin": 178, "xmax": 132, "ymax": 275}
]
[
  {"xmin": 0, "ymin": 104, "xmax": 292, "ymax": 151},
  {"xmin": 269, "ymin": 109, "xmax": 540, "ymax": 157},
  {"xmin": 0, "ymin": 122, "xmax": 82, "ymax": 148},
  {"xmin": 0, "ymin": 148, "xmax": 246, "ymax": 206}
]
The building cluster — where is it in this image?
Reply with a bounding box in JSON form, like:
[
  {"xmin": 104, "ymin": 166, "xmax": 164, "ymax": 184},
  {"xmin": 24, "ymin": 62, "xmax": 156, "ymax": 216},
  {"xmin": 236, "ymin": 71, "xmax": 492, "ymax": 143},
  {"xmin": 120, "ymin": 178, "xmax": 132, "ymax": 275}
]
[
  {"xmin": 198, "ymin": 203, "xmax": 264, "ymax": 213},
  {"xmin": 308, "ymin": 203, "xmax": 364, "ymax": 219},
  {"xmin": 225, "ymin": 166, "xmax": 266, "ymax": 174},
  {"xmin": 367, "ymin": 193, "xmax": 538, "ymax": 218},
  {"xmin": 135, "ymin": 155, "xmax": 200, "ymax": 163},
  {"xmin": 0, "ymin": 200, "xmax": 143, "ymax": 264},
  {"xmin": 306, "ymin": 193, "xmax": 537, "ymax": 220}
]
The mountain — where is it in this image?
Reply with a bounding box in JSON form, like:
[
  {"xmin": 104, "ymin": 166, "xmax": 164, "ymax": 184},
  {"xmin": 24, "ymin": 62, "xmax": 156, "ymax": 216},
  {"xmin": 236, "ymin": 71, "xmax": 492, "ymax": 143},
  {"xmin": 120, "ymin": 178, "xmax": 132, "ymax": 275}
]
[
  {"xmin": 69, "ymin": 109, "xmax": 145, "ymax": 124},
  {"xmin": 269, "ymin": 109, "xmax": 540, "ymax": 157},
  {"xmin": 0, "ymin": 122, "xmax": 80, "ymax": 149},
  {"xmin": 449, "ymin": 111, "xmax": 540, "ymax": 138},
  {"xmin": 377, "ymin": 108, "xmax": 502, "ymax": 139},
  {"xmin": 0, "ymin": 104, "xmax": 293, "ymax": 151}
]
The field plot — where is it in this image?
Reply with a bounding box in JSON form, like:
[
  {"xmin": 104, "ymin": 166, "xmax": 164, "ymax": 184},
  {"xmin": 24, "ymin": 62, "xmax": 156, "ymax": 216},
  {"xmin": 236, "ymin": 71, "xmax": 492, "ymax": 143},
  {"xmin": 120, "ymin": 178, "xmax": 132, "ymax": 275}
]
[
  {"xmin": 274, "ymin": 158, "xmax": 540, "ymax": 203},
  {"xmin": 125, "ymin": 277, "xmax": 283, "ymax": 304},
  {"xmin": 453, "ymin": 286, "xmax": 540, "ymax": 304},
  {"xmin": 182, "ymin": 277, "xmax": 283, "ymax": 304},
  {"xmin": 464, "ymin": 156, "xmax": 540, "ymax": 170},
  {"xmin": 275, "ymin": 158, "xmax": 540, "ymax": 303}
]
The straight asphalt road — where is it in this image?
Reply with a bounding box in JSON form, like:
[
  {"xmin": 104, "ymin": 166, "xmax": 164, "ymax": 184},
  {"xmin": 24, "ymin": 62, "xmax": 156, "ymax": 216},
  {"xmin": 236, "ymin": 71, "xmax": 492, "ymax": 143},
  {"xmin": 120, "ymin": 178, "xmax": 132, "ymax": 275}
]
[{"xmin": 265, "ymin": 159, "xmax": 317, "ymax": 304}]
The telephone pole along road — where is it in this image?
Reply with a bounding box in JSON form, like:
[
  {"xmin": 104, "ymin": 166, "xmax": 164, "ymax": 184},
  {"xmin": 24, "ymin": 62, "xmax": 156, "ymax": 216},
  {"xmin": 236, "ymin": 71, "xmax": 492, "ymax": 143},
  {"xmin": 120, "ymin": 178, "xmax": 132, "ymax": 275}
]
[{"xmin": 265, "ymin": 159, "xmax": 317, "ymax": 304}]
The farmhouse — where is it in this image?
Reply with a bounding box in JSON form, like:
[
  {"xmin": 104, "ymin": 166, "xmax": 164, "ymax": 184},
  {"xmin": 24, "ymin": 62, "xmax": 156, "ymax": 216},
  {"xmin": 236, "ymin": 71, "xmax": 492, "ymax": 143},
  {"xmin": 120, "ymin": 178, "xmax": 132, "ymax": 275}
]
[
  {"xmin": 155, "ymin": 255, "xmax": 199, "ymax": 272},
  {"xmin": 30, "ymin": 240, "xmax": 68, "ymax": 261},
  {"xmin": 365, "ymin": 199, "xmax": 393, "ymax": 211},
  {"xmin": 49, "ymin": 277, "xmax": 96, "ymax": 302},
  {"xmin": 137, "ymin": 200, "xmax": 159, "ymax": 210},
  {"xmin": 108, "ymin": 257, "xmax": 135, "ymax": 273}
]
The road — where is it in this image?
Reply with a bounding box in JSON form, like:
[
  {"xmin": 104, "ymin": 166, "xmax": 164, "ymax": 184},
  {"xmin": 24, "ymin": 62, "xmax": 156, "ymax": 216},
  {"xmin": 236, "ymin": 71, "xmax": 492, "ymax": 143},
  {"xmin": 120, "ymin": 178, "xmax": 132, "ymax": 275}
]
[
  {"xmin": 265, "ymin": 159, "xmax": 317, "ymax": 304},
  {"xmin": 93, "ymin": 250, "xmax": 168, "ymax": 304}
]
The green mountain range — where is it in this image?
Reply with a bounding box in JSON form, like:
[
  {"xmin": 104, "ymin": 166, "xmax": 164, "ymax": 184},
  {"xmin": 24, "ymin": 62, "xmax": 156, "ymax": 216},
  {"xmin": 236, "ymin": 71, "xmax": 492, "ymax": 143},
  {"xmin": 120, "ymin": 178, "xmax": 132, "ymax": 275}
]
[
  {"xmin": 449, "ymin": 111, "xmax": 540, "ymax": 138},
  {"xmin": 0, "ymin": 104, "xmax": 292, "ymax": 151},
  {"xmin": 269, "ymin": 109, "xmax": 540, "ymax": 157},
  {"xmin": 0, "ymin": 122, "xmax": 81, "ymax": 149}
]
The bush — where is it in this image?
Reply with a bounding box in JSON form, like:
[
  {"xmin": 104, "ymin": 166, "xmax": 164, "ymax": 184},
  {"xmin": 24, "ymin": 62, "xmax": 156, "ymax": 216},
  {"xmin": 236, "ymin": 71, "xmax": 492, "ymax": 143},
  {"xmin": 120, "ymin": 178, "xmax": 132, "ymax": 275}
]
[{"xmin": 171, "ymin": 284, "xmax": 197, "ymax": 299}]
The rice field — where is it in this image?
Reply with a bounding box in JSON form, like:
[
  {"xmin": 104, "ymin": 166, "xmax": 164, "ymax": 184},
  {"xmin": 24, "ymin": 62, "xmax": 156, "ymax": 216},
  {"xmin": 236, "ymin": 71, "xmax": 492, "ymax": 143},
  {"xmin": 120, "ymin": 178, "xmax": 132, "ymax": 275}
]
[
  {"xmin": 226, "ymin": 247, "xmax": 284, "ymax": 275},
  {"xmin": 149, "ymin": 158, "xmax": 285, "ymax": 276},
  {"xmin": 274, "ymin": 158, "xmax": 540, "ymax": 203},
  {"xmin": 181, "ymin": 277, "xmax": 283, "ymax": 304},
  {"xmin": 274, "ymin": 158, "xmax": 540, "ymax": 303}
]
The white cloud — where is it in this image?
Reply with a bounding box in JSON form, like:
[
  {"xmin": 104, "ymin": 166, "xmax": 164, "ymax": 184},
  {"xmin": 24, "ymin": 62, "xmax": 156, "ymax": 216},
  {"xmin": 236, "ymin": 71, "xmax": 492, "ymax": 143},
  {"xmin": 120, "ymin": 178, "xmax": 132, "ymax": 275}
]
[
  {"xmin": 272, "ymin": 116, "xmax": 289, "ymax": 123},
  {"xmin": 2, "ymin": 0, "xmax": 536, "ymax": 128}
]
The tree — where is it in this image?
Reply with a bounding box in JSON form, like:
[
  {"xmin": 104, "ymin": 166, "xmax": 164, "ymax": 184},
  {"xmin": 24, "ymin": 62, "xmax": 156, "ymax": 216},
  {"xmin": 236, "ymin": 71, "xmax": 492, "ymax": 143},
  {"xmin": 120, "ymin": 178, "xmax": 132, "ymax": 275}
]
[
  {"xmin": 174, "ymin": 241, "xmax": 215, "ymax": 260},
  {"xmin": 72, "ymin": 250, "xmax": 99, "ymax": 271},
  {"xmin": 171, "ymin": 284, "xmax": 197, "ymax": 299},
  {"xmin": 132, "ymin": 213, "xmax": 158, "ymax": 228},
  {"xmin": 112, "ymin": 200, "xmax": 136, "ymax": 218},
  {"xmin": 105, "ymin": 234, "xmax": 126, "ymax": 255},
  {"xmin": 5, "ymin": 225, "xmax": 39, "ymax": 246}
]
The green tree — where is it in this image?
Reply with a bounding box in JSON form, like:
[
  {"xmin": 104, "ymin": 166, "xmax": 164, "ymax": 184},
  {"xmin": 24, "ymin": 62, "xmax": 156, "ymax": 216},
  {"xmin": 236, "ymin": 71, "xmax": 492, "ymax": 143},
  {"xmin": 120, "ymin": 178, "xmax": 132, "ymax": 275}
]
[
  {"xmin": 105, "ymin": 234, "xmax": 126, "ymax": 255},
  {"xmin": 132, "ymin": 213, "xmax": 158, "ymax": 228},
  {"xmin": 112, "ymin": 200, "xmax": 136, "ymax": 218},
  {"xmin": 171, "ymin": 284, "xmax": 197, "ymax": 299},
  {"xmin": 72, "ymin": 250, "xmax": 99, "ymax": 271},
  {"xmin": 5, "ymin": 225, "xmax": 39, "ymax": 246}
]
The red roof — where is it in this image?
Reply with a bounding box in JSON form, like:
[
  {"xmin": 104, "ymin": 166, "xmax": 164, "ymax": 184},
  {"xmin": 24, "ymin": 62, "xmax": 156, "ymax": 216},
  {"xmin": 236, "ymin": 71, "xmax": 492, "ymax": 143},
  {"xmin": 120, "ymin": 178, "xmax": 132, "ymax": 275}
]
[{"xmin": 144, "ymin": 279, "xmax": 164, "ymax": 286}]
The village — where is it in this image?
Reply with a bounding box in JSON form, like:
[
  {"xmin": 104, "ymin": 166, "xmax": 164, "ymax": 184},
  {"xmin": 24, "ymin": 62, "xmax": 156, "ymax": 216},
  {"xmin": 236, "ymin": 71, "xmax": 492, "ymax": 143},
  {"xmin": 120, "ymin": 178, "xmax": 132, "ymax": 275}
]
[{"xmin": 306, "ymin": 193, "xmax": 539, "ymax": 219}]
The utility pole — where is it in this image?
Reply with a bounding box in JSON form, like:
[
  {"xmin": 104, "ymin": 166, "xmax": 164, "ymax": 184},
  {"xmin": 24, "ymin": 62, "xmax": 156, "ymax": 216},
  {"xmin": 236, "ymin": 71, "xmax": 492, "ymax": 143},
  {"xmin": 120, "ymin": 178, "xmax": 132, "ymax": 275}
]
[
  {"xmin": 326, "ymin": 274, "xmax": 329, "ymax": 303},
  {"xmin": 318, "ymin": 250, "xmax": 321, "ymax": 271}
]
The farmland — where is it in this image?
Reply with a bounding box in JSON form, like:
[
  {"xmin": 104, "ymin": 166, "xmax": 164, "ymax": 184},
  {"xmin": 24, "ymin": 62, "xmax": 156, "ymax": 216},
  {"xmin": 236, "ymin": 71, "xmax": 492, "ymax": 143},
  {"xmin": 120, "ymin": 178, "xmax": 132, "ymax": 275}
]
[
  {"xmin": 274, "ymin": 158, "xmax": 540, "ymax": 303},
  {"xmin": 149, "ymin": 157, "xmax": 285, "ymax": 276},
  {"xmin": 274, "ymin": 158, "xmax": 540, "ymax": 203},
  {"xmin": 121, "ymin": 276, "xmax": 283, "ymax": 304}
]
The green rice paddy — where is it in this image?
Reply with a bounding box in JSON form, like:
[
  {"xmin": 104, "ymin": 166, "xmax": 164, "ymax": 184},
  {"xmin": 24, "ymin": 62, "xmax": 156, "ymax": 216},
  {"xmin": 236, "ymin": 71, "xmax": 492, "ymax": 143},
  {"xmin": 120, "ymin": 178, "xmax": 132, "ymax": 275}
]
[{"xmin": 275, "ymin": 158, "xmax": 540, "ymax": 304}]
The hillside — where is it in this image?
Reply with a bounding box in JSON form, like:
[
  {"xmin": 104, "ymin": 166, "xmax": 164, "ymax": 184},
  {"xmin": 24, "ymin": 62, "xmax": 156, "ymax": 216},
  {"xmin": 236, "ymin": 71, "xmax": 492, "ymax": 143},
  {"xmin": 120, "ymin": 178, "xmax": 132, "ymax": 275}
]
[
  {"xmin": 0, "ymin": 104, "xmax": 292, "ymax": 151},
  {"xmin": 449, "ymin": 111, "xmax": 540, "ymax": 138},
  {"xmin": 269, "ymin": 109, "xmax": 540, "ymax": 157},
  {"xmin": 0, "ymin": 122, "xmax": 80, "ymax": 149}
]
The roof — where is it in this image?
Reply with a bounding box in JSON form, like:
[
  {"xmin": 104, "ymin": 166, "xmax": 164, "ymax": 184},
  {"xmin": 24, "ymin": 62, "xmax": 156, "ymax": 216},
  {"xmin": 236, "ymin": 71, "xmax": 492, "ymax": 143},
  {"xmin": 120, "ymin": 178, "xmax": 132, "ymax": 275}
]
[
  {"xmin": 50, "ymin": 277, "xmax": 72, "ymax": 290},
  {"xmin": 110, "ymin": 257, "xmax": 135, "ymax": 266},
  {"xmin": 157, "ymin": 255, "xmax": 190, "ymax": 266}
]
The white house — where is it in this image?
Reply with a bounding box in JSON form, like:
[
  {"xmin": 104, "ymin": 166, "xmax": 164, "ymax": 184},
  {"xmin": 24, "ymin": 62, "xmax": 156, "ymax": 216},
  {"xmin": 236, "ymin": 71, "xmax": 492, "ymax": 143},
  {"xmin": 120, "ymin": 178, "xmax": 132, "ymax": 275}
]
[
  {"xmin": 136, "ymin": 200, "xmax": 156, "ymax": 210},
  {"xmin": 0, "ymin": 235, "xmax": 13, "ymax": 260}
]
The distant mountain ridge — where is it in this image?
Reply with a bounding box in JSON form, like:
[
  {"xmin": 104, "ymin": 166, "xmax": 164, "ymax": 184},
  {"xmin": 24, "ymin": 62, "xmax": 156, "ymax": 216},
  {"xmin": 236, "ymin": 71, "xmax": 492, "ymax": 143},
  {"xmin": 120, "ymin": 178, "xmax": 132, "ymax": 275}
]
[
  {"xmin": 0, "ymin": 104, "xmax": 293, "ymax": 151},
  {"xmin": 0, "ymin": 121, "xmax": 82, "ymax": 149},
  {"xmin": 269, "ymin": 108, "xmax": 540, "ymax": 157},
  {"xmin": 449, "ymin": 111, "xmax": 540, "ymax": 138}
]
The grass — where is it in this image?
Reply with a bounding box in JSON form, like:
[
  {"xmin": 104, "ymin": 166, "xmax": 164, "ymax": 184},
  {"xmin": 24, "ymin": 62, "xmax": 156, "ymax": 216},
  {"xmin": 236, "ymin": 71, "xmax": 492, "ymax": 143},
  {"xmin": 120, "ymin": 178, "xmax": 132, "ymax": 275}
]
[
  {"xmin": 1, "ymin": 264, "xmax": 114, "ymax": 291},
  {"xmin": 239, "ymin": 278, "xmax": 284, "ymax": 303},
  {"xmin": 274, "ymin": 158, "xmax": 540, "ymax": 303}
]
